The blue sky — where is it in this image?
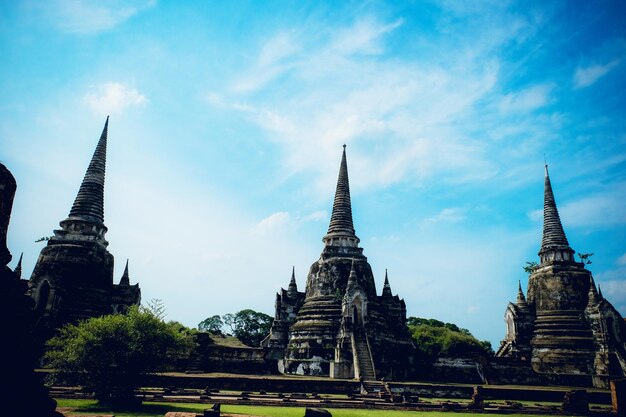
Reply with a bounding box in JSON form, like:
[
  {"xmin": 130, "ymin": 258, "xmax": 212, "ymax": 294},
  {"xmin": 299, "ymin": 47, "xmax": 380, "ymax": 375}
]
[{"xmin": 1, "ymin": 0, "xmax": 625, "ymax": 347}]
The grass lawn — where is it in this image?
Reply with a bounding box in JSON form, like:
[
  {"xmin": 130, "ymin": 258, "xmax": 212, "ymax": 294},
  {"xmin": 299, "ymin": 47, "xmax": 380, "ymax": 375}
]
[{"xmin": 55, "ymin": 398, "xmax": 568, "ymax": 417}]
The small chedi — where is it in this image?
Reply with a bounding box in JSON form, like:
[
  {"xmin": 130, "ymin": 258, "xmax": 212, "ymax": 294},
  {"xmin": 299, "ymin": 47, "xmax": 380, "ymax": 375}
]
[
  {"xmin": 27, "ymin": 117, "xmax": 141, "ymax": 340},
  {"xmin": 264, "ymin": 146, "xmax": 415, "ymax": 380},
  {"xmin": 496, "ymin": 165, "xmax": 626, "ymax": 388}
]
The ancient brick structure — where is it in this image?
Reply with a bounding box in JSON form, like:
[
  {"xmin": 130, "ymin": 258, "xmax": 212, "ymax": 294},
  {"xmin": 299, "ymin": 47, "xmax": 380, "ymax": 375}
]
[
  {"xmin": 496, "ymin": 165, "xmax": 626, "ymax": 387},
  {"xmin": 264, "ymin": 146, "xmax": 414, "ymax": 381},
  {"xmin": 1, "ymin": 163, "xmax": 63, "ymax": 417},
  {"xmin": 27, "ymin": 117, "xmax": 140, "ymax": 339}
]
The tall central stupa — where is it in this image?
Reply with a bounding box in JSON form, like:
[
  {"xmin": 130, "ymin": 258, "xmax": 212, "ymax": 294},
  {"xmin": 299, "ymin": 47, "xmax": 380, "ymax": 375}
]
[{"xmin": 264, "ymin": 146, "xmax": 414, "ymax": 381}]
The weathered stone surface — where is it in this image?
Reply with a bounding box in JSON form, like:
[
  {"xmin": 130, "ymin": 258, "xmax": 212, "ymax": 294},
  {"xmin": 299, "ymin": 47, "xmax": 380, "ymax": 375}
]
[
  {"xmin": 611, "ymin": 379, "xmax": 626, "ymax": 416},
  {"xmin": 304, "ymin": 408, "xmax": 332, "ymax": 417},
  {"xmin": 561, "ymin": 389, "xmax": 589, "ymax": 414},
  {"xmin": 496, "ymin": 166, "xmax": 626, "ymax": 387},
  {"xmin": 265, "ymin": 147, "xmax": 415, "ymax": 380},
  {"xmin": 27, "ymin": 118, "xmax": 140, "ymax": 341},
  {"xmin": 467, "ymin": 385, "xmax": 484, "ymax": 409}
]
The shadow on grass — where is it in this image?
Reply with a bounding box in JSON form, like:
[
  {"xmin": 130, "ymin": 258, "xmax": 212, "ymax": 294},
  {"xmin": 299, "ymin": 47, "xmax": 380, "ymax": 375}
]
[{"xmin": 67, "ymin": 400, "xmax": 206, "ymax": 416}]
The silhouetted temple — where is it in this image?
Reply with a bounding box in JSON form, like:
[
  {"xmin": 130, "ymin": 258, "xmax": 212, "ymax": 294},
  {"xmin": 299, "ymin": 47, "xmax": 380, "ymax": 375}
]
[
  {"xmin": 496, "ymin": 165, "xmax": 626, "ymax": 388},
  {"xmin": 264, "ymin": 146, "xmax": 414, "ymax": 383},
  {"xmin": 1, "ymin": 163, "xmax": 63, "ymax": 417},
  {"xmin": 28, "ymin": 118, "xmax": 140, "ymax": 339}
]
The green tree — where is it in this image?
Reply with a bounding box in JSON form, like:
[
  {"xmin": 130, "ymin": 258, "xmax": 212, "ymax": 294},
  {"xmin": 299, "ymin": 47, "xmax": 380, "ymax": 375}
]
[
  {"xmin": 45, "ymin": 305, "xmax": 193, "ymax": 409},
  {"xmin": 227, "ymin": 309, "xmax": 272, "ymax": 347},
  {"xmin": 145, "ymin": 298, "xmax": 166, "ymax": 320},
  {"xmin": 578, "ymin": 252, "xmax": 594, "ymax": 265},
  {"xmin": 198, "ymin": 315, "xmax": 223, "ymax": 334},
  {"xmin": 523, "ymin": 261, "xmax": 538, "ymax": 274},
  {"xmin": 407, "ymin": 316, "xmax": 493, "ymax": 364}
]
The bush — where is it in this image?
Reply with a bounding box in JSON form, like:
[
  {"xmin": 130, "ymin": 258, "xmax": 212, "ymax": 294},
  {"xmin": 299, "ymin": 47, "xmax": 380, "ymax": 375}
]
[{"xmin": 45, "ymin": 305, "xmax": 194, "ymax": 408}]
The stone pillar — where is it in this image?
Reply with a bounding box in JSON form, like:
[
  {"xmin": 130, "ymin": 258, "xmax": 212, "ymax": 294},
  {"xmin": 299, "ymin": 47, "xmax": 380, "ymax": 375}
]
[
  {"xmin": 561, "ymin": 390, "xmax": 589, "ymax": 414},
  {"xmin": 611, "ymin": 379, "xmax": 626, "ymax": 416}
]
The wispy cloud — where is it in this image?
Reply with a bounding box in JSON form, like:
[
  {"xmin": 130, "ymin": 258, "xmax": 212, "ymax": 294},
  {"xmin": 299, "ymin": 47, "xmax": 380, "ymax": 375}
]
[
  {"xmin": 573, "ymin": 59, "xmax": 621, "ymax": 89},
  {"xmin": 527, "ymin": 182, "xmax": 626, "ymax": 228},
  {"xmin": 252, "ymin": 210, "xmax": 329, "ymax": 236},
  {"xmin": 422, "ymin": 207, "xmax": 466, "ymax": 226},
  {"xmin": 559, "ymin": 183, "xmax": 626, "ymax": 227},
  {"xmin": 252, "ymin": 211, "xmax": 292, "ymax": 236},
  {"xmin": 46, "ymin": 0, "xmax": 155, "ymax": 34},
  {"xmin": 499, "ymin": 84, "xmax": 553, "ymax": 113},
  {"xmin": 210, "ymin": 16, "xmax": 513, "ymax": 194},
  {"xmin": 84, "ymin": 82, "xmax": 147, "ymax": 116}
]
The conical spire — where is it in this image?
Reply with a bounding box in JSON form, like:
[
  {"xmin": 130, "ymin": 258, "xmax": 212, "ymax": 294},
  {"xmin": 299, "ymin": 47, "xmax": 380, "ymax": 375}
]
[
  {"xmin": 587, "ymin": 276, "xmax": 599, "ymax": 307},
  {"xmin": 539, "ymin": 165, "xmax": 574, "ymax": 264},
  {"xmin": 516, "ymin": 280, "xmax": 527, "ymax": 305},
  {"xmin": 347, "ymin": 258, "xmax": 357, "ymax": 287},
  {"xmin": 119, "ymin": 258, "xmax": 130, "ymax": 286},
  {"xmin": 287, "ymin": 266, "xmax": 298, "ymax": 296},
  {"xmin": 13, "ymin": 252, "xmax": 23, "ymax": 278},
  {"xmin": 68, "ymin": 116, "xmax": 108, "ymax": 224},
  {"xmin": 323, "ymin": 145, "xmax": 359, "ymax": 248},
  {"xmin": 598, "ymin": 284, "xmax": 603, "ymax": 299},
  {"xmin": 382, "ymin": 269, "xmax": 392, "ymax": 296}
]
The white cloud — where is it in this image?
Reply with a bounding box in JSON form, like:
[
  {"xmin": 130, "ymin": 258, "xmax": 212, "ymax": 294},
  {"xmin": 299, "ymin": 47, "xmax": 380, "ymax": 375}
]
[
  {"xmin": 499, "ymin": 84, "xmax": 553, "ymax": 113},
  {"xmin": 48, "ymin": 0, "xmax": 155, "ymax": 34},
  {"xmin": 528, "ymin": 209, "xmax": 542, "ymax": 222},
  {"xmin": 422, "ymin": 207, "xmax": 466, "ymax": 226},
  {"xmin": 527, "ymin": 183, "xmax": 626, "ymax": 228},
  {"xmin": 330, "ymin": 18, "xmax": 403, "ymax": 55},
  {"xmin": 559, "ymin": 185, "xmax": 626, "ymax": 227},
  {"xmin": 252, "ymin": 211, "xmax": 292, "ymax": 236},
  {"xmin": 303, "ymin": 210, "xmax": 328, "ymax": 222},
  {"xmin": 207, "ymin": 14, "xmax": 559, "ymax": 195},
  {"xmin": 597, "ymin": 278, "xmax": 626, "ymax": 305},
  {"xmin": 84, "ymin": 82, "xmax": 147, "ymax": 116},
  {"xmin": 573, "ymin": 59, "xmax": 621, "ymax": 89}
]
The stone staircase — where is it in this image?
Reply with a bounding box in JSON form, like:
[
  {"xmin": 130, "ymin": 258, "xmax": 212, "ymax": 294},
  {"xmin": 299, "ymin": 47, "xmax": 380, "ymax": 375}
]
[
  {"xmin": 353, "ymin": 325, "xmax": 376, "ymax": 383},
  {"xmin": 185, "ymin": 350, "xmax": 204, "ymax": 374}
]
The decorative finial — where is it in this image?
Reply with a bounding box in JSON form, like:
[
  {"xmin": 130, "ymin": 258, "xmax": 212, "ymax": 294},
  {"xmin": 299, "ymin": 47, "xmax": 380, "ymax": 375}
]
[
  {"xmin": 587, "ymin": 275, "xmax": 599, "ymax": 307},
  {"xmin": 13, "ymin": 252, "xmax": 23, "ymax": 278},
  {"xmin": 119, "ymin": 258, "xmax": 130, "ymax": 286},
  {"xmin": 382, "ymin": 268, "xmax": 392, "ymax": 296},
  {"xmin": 343, "ymin": 144, "xmax": 346, "ymax": 150},
  {"xmin": 347, "ymin": 258, "xmax": 357, "ymax": 286},
  {"xmin": 288, "ymin": 266, "xmax": 298, "ymax": 296},
  {"xmin": 516, "ymin": 280, "xmax": 527, "ymax": 305}
]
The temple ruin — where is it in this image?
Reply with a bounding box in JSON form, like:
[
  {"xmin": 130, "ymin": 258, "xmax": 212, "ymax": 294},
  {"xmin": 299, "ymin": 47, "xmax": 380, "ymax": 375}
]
[
  {"xmin": 27, "ymin": 117, "xmax": 141, "ymax": 340},
  {"xmin": 496, "ymin": 165, "xmax": 626, "ymax": 388},
  {"xmin": 263, "ymin": 146, "xmax": 415, "ymax": 383}
]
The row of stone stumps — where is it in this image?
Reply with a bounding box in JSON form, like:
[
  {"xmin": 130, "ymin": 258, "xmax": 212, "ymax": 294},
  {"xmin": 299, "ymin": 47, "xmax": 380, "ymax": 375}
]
[
  {"xmin": 464, "ymin": 380, "xmax": 626, "ymax": 416},
  {"xmin": 164, "ymin": 405, "xmax": 332, "ymax": 417}
]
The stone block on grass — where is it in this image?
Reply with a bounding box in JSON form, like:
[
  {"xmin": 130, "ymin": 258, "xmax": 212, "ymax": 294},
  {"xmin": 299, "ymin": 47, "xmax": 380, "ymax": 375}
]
[{"xmin": 304, "ymin": 408, "xmax": 331, "ymax": 417}]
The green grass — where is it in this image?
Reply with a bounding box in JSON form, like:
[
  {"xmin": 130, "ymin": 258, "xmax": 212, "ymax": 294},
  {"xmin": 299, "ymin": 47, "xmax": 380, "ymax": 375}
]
[{"xmin": 55, "ymin": 398, "xmax": 570, "ymax": 417}]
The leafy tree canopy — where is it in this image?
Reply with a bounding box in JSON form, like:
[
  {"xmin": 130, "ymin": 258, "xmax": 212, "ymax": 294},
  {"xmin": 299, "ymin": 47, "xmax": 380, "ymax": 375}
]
[
  {"xmin": 223, "ymin": 309, "xmax": 272, "ymax": 347},
  {"xmin": 198, "ymin": 314, "xmax": 223, "ymax": 334},
  {"xmin": 45, "ymin": 305, "xmax": 194, "ymax": 408},
  {"xmin": 407, "ymin": 316, "xmax": 493, "ymax": 363}
]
